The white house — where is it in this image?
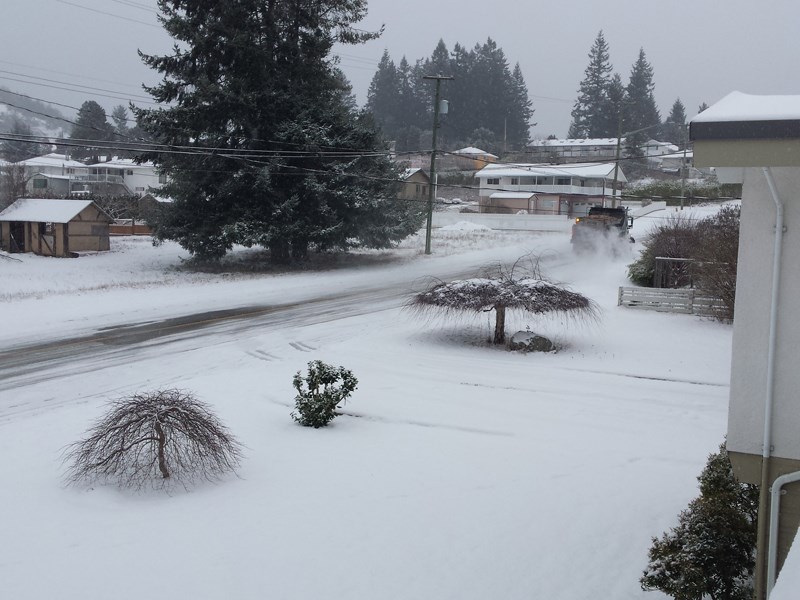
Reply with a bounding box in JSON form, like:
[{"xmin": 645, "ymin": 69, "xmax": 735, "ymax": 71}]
[
  {"xmin": 21, "ymin": 153, "xmax": 87, "ymax": 195},
  {"xmin": 77, "ymin": 158, "xmax": 166, "ymax": 197},
  {"xmin": 691, "ymin": 91, "xmax": 800, "ymax": 598},
  {"xmin": 526, "ymin": 138, "xmax": 621, "ymax": 163},
  {"xmin": 474, "ymin": 162, "xmax": 626, "ymax": 216}
]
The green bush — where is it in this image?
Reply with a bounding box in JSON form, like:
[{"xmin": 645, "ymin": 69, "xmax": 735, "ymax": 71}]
[
  {"xmin": 641, "ymin": 443, "xmax": 758, "ymax": 600},
  {"xmin": 291, "ymin": 360, "xmax": 358, "ymax": 428}
]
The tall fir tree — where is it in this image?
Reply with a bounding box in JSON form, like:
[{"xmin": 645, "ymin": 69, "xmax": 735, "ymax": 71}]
[
  {"xmin": 568, "ymin": 31, "xmax": 614, "ymax": 139},
  {"xmin": 135, "ymin": 0, "xmax": 424, "ymax": 263},
  {"xmin": 662, "ymin": 98, "xmax": 688, "ymax": 146},
  {"xmin": 70, "ymin": 100, "xmax": 114, "ymax": 161},
  {"xmin": 507, "ymin": 62, "xmax": 533, "ymax": 149},
  {"xmin": 366, "ymin": 50, "xmax": 401, "ymax": 138},
  {"xmin": 624, "ymin": 48, "xmax": 661, "ymax": 154},
  {"xmin": 602, "ymin": 73, "xmax": 627, "ymax": 140}
]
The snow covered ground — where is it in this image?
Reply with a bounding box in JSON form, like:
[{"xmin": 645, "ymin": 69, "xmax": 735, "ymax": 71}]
[{"xmin": 0, "ymin": 212, "xmax": 743, "ymax": 599}]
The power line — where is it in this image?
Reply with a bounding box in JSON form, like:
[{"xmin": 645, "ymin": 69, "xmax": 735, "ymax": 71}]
[{"xmin": 55, "ymin": 0, "xmax": 161, "ymax": 28}]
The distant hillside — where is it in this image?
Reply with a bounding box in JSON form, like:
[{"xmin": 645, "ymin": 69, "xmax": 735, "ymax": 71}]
[{"xmin": 0, "ymin": 88, "xmax": 71, "ymax": 139}]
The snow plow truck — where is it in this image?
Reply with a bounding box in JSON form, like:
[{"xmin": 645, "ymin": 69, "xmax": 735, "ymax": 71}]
[{"xmin": 570, "ymin": 206, "xmax": 634, "ymax": 252}]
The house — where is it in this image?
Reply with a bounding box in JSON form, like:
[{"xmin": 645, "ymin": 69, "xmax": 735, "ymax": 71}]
[
  {"xmin": 0, "ymin": 198, "xmax": 113, "ymax": 256},
  {"xmin": 526, "ymin": 138, "xmax": 622, "ymax": 163},
  {"xmin": 450, "ymin": 147, "xmax": 499, "ymax": 171},
  {"xmin": 691, "ymin": 91, "xmax": 800, "ymax": 598},
  {"xmin": 21, "ymin": 153, "xmax": 87, "ymax": 195},
  {"xmin": 76, "ymin": 158, "xmax": 165, "ymax": 197},
  {"xmin": 398, "ymin": 168, "xmax": 430, "ymax": 201},
  {"xmin": 474, "ymin": 162, "xmax": 625, "ymax": 216}
]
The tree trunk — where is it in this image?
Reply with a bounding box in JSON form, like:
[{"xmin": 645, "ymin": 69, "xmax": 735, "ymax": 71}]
[
  {"xmin": 493, "ymin": 304, "xmax": 506, "ymax": 345},
  {"xmin": 154, "ymin": 421, "xmax": 170, "ymax": 479},
  {"xmin": 269, "ymin": 238, "xmax": 291, "ymax": 264}
]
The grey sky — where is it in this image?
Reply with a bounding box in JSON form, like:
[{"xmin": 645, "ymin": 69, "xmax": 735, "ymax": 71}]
[{"xmin": 2, "ymin": 0, "xmax": 799, "ymax": 138}]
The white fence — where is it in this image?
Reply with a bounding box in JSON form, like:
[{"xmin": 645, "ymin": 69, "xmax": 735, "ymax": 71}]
[
  {"xmin": 432, "ymin": 212, "xmax": 572, "ymax": 232},
  {"xmin": 618, "ymin": 286, "xmax": 727, "ymax": 317}
]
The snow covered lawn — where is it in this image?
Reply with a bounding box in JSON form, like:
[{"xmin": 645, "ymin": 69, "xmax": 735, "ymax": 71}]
[{"xmin": 0, "ymin": 220, "xmax": 733, "ymax": 599}]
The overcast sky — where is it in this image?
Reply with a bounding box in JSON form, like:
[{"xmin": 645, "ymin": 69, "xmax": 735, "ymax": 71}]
[{"xmin": 2, "ymin": 0, "xmax": 799, "ymax": 138}]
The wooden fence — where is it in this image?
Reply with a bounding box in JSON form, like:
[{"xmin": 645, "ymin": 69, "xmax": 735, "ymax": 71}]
[{"xmin": 618, "ymin": 286, "xmax": 727, "ymax": 317}]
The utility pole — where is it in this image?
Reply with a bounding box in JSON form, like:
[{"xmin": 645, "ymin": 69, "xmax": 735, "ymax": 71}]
[{"xmin": 423, "ymin": 74, "xmax": 453, "ymax": 255}]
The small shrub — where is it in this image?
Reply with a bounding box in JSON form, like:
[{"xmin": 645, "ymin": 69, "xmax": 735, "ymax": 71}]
[
  {"xmin": 641, "ymin": 443, "xmax": 758, "ymax": 600},
  {"xmin": 291, "ymin": 360, "xmax": 358, "ymax": 428},
  {"xmin": 65, "ymin": 389, "xmax": 242, "ymax": 490},
  {"xmin": 627, "ymin": 213, "xmax": 701, "ymax": 287}
]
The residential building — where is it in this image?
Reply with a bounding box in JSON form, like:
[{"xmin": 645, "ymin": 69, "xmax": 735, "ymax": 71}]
[
  {"xmin": 526, "ymin": 138, "xmax": 621, "ymax": 163},
  {"xmin": 691, "ymin": 91, "xmax": 800, "ymax": 598},
  {"xmin": 21, "ymin": 153, "xmax": 87, "ymax": 195},
  {"xmin": 398, "ymin": 168, "xmax": 430, "ymax": 202},
  {"xmin": 474, "ymin": 162, "xmax": 625, "ymax": 216},
  {"xmin": 75, "ymin": 158, "xmax": 165, "ymax": 197}
]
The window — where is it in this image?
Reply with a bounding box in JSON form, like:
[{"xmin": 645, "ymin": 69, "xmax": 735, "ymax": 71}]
[
  {"xmin": 487, "ymin": 177, "xmax": 500, "ymax": 185},
  {"xmin": 33, "ymin": 178, "xmax": 47, "ymax": 189},
  {"xmin": 556, "ymin": 177, "xmax": 571, "ymax": 186},
  {"xmin": 158, "ymin": 173, "xmax": 167, "ymax": 184},
  {"xmin": 510, "ymin": 177, "xmax": 519, "ymax": 185},
  {"xmin": 126, "ymin": 169, "xmax": 134, "ymax": 176}
]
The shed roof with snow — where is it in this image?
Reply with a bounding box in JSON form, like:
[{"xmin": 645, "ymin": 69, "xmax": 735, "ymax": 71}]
[{"xmin": 0, "ymin": 199, "xmax": 112, "ymax": 223}]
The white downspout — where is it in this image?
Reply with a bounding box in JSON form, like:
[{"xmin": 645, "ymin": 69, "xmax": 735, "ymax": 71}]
[
  {"xmin": 760, "ymin": 166, "xmax": 785, "ymax": 598},
  {"xmin": 768, "ymin": 470, "xmax": 800, "ymax": 596}
]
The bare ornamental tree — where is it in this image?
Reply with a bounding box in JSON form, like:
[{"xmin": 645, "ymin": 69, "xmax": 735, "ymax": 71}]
[
  {"xmin": 409, "ymin": 262, "xmax": 598, "ymax": 345},
  {"xmin": 65, "ymin": 389, "xmax": 243, "ymax": 490}
]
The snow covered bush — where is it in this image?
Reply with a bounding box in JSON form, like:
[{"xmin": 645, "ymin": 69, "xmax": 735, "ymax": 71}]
[
  {"xmin": 65, "ymin": 389, "xmax": 242, "ymax": 490},
  {"xmin": 640, "ymin": 443, "xmax": 758, "ymax": 600},
  {"xmin": 291, "ymin": 361, "xmax": 358, "ymax": 428}
]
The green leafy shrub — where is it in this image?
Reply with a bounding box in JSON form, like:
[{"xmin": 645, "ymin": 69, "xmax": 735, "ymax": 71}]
[{"xmin": 291, "ymin": 360, "xmax": 358, "ymax": 428}]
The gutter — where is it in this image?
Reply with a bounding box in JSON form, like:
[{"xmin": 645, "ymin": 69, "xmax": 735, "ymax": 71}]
[{"xmin": 768, "ymin": 470, "xmax": 800, "ymax": 596}]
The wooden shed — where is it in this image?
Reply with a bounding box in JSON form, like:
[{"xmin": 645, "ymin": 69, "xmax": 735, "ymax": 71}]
[{"xmin": 0, "ymin": 198, "xmax": 113, "ymax": 257}]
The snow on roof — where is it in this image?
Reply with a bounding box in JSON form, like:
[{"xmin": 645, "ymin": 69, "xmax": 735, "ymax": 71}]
[
  {"xmin": 453, "ymin": 147, "xmax": 499, "ymax": 158},
  {"xmin": 528, "ymin": 138, "xmax": 622, "ymax": 148},
  {"xmin": 400, "ymin": 167, "xmax": 428, "ymax": 180},
  {"xmin": 489, "ymin": 192, "xmax": 536, "ymax": 199},
  {"xmin": 692, "ymin": 91, "xmax": 800, "ymax": 123},
  {"xmin": 86, "ymin": 157, "xmax": 156, "ymax": 169},
  {"xmin": 475, "ymin": 162, "xmax": 620, "ymax": 180},
  {"xmin": 20, "ymin": 153, "xmax": 86, "ymax": 169},
  {"xmin": 0, "ymin": 198, "xmax": 96, "ymax": 223}
]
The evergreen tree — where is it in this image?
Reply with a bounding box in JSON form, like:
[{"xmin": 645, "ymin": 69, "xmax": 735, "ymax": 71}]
[
  {"xmin": 602, "ymin": 72, "xmax": 627, "ymax": 140},
  {"xmin": 624, "ymin": 48, "xmax": 661, "ymax": 155},
  {"xmin": 110, "ymin": 105, "xmax": 129, "ymax": 137},
  {"xmin": 1, "ymin": 118, "xmax": 43, "ymax": 162},
  {"xmin": 135, "ymin": 0, "xmax": 424, "ymax": 263},
  {"xmin": 698, "ymin": 102, "xmax": 709, "ymax": 114},
  {"xmin": 364, "ymin": 39, "xmax": 533, "ymax": 155},
  {"xmin": 366, "ymin": 50, "xmax": 400, "ymax": 139},
  {"xmin": 662, "ymin": 98, "xmax": 688, "ymax": 146},
  {"xmin": 507, "ymin": 62, "xmax": 533, "ymax": 149},
  {"xmin": 641, "ymin": 443, "xmax": 759, "ymax": 600},
  {"xmin": 70, "ymin": 100, "xmax": 114, "ymax": 161},
  {"xmin": 568, "ymin": 31, "xmax": 614, "ymax": 139}
]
